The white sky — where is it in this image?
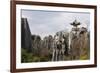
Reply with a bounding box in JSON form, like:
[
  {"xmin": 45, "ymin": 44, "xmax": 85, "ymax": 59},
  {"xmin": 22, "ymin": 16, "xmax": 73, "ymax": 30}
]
[{"xmin": 21, "ymin": 10, "xmax": 90, "ymax": 39}]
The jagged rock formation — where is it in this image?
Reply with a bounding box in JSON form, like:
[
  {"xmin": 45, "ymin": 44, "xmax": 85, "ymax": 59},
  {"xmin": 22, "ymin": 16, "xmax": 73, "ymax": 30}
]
[
  {"xmin": 31, "ymin": 30, "xmax": 69, "ymax": 61},
  {"xmin": 69, "ymin": 27, "xmax": 90, "ymax": 60},
  {"xmin": 52, "ymin": 31, "xmax": 69, "ymax": 61},
  {"xmin": 41, "ymin": 35, "xmax": 54, "ymax": 56},
  {"xmin": 21, "ymin": 18, "xmax": 33, "ymax": 52},
  {"xmin": 21, "ymin": 18, "xmax": 90, "ymax": 62},
  {"xmin": 31, "ymin": 35, "xmax": 54, "ymax": 57},
  {"xmin": 31, "ymin": 35, "xmax": 41, "ymax": 55}
]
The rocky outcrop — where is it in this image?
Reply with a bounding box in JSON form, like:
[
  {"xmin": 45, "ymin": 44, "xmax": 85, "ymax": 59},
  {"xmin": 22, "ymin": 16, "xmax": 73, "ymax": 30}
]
[
  {"xmin": 31, "ymin": 35, "xmax": 41, "ymax": 55},
  {"xmin": 69, "ymin": 27, "xmax": 90, "ymax": 60},
  {"xmin": 21, "ymin": 18, "xmax": 90, "ymax": 61},
  {"xmin": 31, "ymin": 35, "xmax": 54, "ymax": 57},
  {"xmin": 52, "ymin": 31, "xmax": 69, "ymax": 61},
  {"xmin": 41, "ymin": 35, "xmax": 54, "ymax": 56},
  {"xmin": 21, "ymin": 18, "xmax": 33, "ymax": 52}
]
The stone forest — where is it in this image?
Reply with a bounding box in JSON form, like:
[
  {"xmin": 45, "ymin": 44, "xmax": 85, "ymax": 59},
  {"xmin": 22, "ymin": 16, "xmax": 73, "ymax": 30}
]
[{"xmin": 21, "ymin": 18, "xmax": 90, "ymax": 63}]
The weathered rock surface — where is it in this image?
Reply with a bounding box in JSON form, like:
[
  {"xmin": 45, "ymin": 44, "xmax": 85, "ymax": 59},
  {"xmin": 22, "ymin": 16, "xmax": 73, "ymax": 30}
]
[
  {"xmin": 21, "ymin": 18, "xmax": 33, "ymax": 52},
  {"xmin": 21, "ymin": 18, "xmax": 90, "ymax": 61},
  {"xmin": 70, "ymin": 27, "xmax": 90, "ymax": 60},
  {"xmin": 52, "ymin": 30, "xmax": 69, "ymax": 61}
]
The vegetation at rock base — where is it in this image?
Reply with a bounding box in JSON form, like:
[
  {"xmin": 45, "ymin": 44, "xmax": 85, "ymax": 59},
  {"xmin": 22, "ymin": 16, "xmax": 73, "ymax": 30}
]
[
  {"xmin": 21, "ymin": 18, "xmax": 90, "ymax": 62},
  {"xmin": 21, "ymin": 48, "xmax": 52, "ymax": 63},
  {"xmin": 21, "ymin": 47, "xmax": 90, "ymax": 63}
]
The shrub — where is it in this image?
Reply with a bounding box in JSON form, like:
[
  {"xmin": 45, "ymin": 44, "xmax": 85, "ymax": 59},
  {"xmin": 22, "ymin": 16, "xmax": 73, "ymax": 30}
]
[{"xmin": 21, "ymin": 48, "xmax": 33, "ymax": 63}]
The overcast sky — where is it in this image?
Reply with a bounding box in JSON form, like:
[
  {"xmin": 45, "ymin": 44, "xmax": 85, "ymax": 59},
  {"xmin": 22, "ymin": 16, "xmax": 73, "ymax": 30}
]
[{"xmin": 21, "ymin": 9, "xmax": 90, "ymax": 39}]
